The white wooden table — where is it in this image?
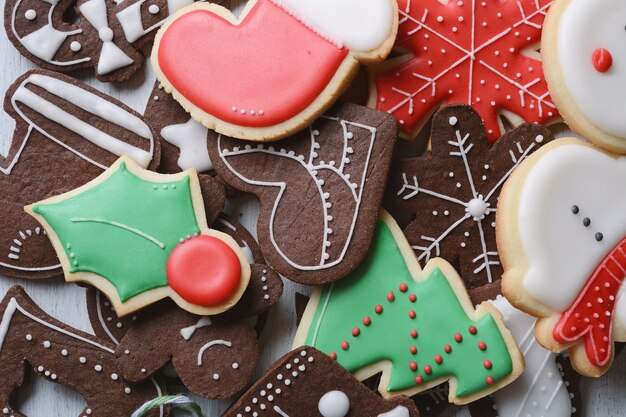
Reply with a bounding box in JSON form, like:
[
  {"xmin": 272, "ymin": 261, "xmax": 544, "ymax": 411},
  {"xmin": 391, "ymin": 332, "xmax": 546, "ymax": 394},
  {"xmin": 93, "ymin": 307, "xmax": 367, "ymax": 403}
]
[{"xmin": 0, "ymin": 1, "xmax": 624, "ymax": 416}]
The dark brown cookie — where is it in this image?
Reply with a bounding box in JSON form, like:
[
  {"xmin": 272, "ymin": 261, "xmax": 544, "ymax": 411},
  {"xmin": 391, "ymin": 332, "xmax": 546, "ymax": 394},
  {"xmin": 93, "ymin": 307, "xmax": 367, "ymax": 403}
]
[
  {"xmin": 0, "ymin": 69, "xmax": 160, "ymax": 280},
  {"xmin": 222, "ymin": 347, "xmax": 421, "ymax": 417},
  {"xmin": 208, "ymin": 102, "xmax": 398, "ymax": 285},
  {"xmin": 385, "ymin": 104, "xmax": 554, "ymax": 303},
  {"xmin": 4, "ymin": 0, "xmax": 228, "ymax": 82},
  {"xmin": 114, "ymin": 300, "xmax": 259, "ymax": 399},
  {"xmin": 0, "ymin": 285, "xmax": 166, "ymax": 417}
]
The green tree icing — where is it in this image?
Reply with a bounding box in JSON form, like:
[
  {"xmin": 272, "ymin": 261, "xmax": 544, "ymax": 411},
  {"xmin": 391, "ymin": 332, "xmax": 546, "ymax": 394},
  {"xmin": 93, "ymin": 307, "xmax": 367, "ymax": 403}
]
[
  {"xmin": 33, "ymin": 161, "xmax": 201, "ymax": 302},
  {"xmin": 303, "ymin": 219, "xmax": 513, "ymax": 398}
]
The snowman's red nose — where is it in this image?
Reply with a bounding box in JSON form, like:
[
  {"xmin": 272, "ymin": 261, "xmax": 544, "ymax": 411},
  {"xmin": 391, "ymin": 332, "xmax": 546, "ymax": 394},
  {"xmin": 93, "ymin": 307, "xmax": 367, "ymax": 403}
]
[{"xmin": 592, "ymin": 48, "xmax": 613, "ymax": 73}]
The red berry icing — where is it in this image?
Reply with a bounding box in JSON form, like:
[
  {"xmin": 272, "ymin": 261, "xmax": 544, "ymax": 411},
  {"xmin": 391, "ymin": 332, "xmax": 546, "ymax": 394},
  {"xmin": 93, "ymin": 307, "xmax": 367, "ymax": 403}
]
[
  {"xmin": 592, "ymin": 48, "xmax": 613, "ymax": 73},
  {"xmin": 330, "ymin": 352, "xmax": 337, "ymax": 360},
  {"xmin": 157, "ymin": 0, "xmax": 348, "ymax": 128},
  {"xmin": 424, "ymin": 365, "xmax": 432, "ymax": 375},
  {"xmin": 415, "ymin": 376, "xmax": 423, "ymax": 384},
  {"xmin": 444, "ymin": 344, "xmax": 452, "ymax": 353},
  {"xmin": 469, "ymin": 325, "xmax": 477, "ymax": 335},
  {"xmin": 166, "ymin": 235, "xmax": 241, "ymax": 307},
  {"xmin": 410, "ymin": 361, "xmax": 418, "ymax": 371},
  {"xmin": 363, "ymin": 316, "xmax": 372, "ymax": 326},
  {"xmin": 410, "ymin": 346, "xmax": 417, "ymax": 354},
  {"xmin": 341, "ymin": 341, "xmax": 349, "ymax": 350},
  {"xmin": 375, "ymin": 304, "xmax": 384, "ymax": 314},
  {"xmin": 387, "ymin": 291, "xmax": 396, "ymax": 301},
  {"xmin": 454, "ymin": 333, "xmax": 463, "ymax": 343},
  {"xmin": 409, "ymin": 294, "xmax": 417, "ymax": 302},
  {"xmin": 410, "ymin": 329, "xmax": 418, "ymax": 338},
  {"xmin": 409, "ymin": 310, "xmax": 416, "ymax": 319},
  {"xmin": 486, "ymin": 376, "xmax": 494, "ymax": 385},
  {"xmin": 478, "ymin": 341, "xmax": 487, "ymax": 351},
  {"xmin": 435, "ymin": 354, "xmax": 443, "ymax": 364},
  {"xmin": 483, "ymin": 359, "xmax": 492, "ymax": 369},
  {"xmin": 352, "ymin": 327, "xmax": 361, "ymax": 337},
  {"xmin": 399, "ymin": 283, "xmax": 409, "ymax": 292}
]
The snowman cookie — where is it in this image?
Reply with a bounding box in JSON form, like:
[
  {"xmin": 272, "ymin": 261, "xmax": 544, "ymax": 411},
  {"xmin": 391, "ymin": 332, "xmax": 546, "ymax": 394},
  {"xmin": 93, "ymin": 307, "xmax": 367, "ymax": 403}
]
[
  {"xmin": 152, "ymin": 0, "xmax": 398, "ymax": 141},
  {"xmin": 497, "ymin": 138, "xmax": 626, "ymax": 376},
  {"xmin": 542, "ymin": 0, "xmax": 626, "ymax": 153}
]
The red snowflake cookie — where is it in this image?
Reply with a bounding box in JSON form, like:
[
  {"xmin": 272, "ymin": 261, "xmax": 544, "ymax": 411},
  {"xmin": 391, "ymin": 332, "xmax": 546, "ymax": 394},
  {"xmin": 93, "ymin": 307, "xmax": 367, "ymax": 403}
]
[{"xmin": 371, "ymin": 0, "xmax": 557, "ymax": 142}]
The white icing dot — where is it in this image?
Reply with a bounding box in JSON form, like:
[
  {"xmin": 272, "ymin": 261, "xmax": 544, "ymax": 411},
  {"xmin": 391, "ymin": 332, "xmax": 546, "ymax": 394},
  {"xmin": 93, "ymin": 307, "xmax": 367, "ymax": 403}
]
[
  {"xmin": 148, "ymin": 4, "xmax": 160, "ymax": 13},
  {"xmin": 51, "ymin": 374, "xmax": 57, "ymax": 380},
  {"xmin": 535, "ymin": 135, "xmax": 544, "ymax": 143},
  {"xmin": 24, "ymin": 9, "xmax": 36, "ymax": 20},
  {"xmin": 70, "ymin": 41, "xmax": 81, "ymax": 52},
  {"xmin": 26, "ymin": 334, "xmax": 32, "ymax": 341},
  {"xmin": 213, "ymin": 373, "xmax": 220, "ymax": 380},
  {"xmin": 98, "ymin": 27, "xmax": 114, "ymax": 42},
  {"xmin": 232, "ymin": 362, "xmax": 239, "ymax": 369},
  {"xmin": 125, "ymin": 387, "xmax": 132, "ymax": 394},
  {"xmin": 61, "ymin": 349, "xmax": 68, "ymax": 356},
  {"xmin": 2, "ymin": 408, "xmax": 9, "ymax": 414},
  {"xmin": 79, "ymin": 357, "xmax": 87, "ymax": 364},
  {"xmin": 43, "ymin": 341, "xmax": 51, "ymax": 348},
  {"xmin": 449, "ymin": 116, "xmax": 458, "ymax": 126},
  {"xmin": 95, "ymin": 365, "xmax": 102, "ymax": 372},
  {"xmin": 318, "ymin": 390, "xmax": 350, "ymax": 417},
  {"xmin": 111, "ymin": 373, "xmax": 118, "ymax": 380}
]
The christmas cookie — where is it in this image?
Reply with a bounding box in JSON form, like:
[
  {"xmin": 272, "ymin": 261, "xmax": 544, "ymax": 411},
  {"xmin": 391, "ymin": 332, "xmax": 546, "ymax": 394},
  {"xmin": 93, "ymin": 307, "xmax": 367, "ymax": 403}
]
[
  {"xmin": 497, "ymin": 138, "xmax": 626, "ymax": 376},
  {"xmin": 294, "ymin": 210, "xmax": 523, "ymax": 404},
  {"xmin": 0, "ymin": 285, "xmax": 166, "ymax": 417},
  {"xmin": 144, "ymin": 81, "xmax": 214, "ymax": 174},
  {"xmin": 3, "ymin": 0, "xmax": 210, "ymax": 82},
  {"xmin": 542, "ymin": 0, "xmax": 626, "ymax": 153},
  {"xmin": 222, "ymin": 347, "xmax": 421, "ymax": 417},
  {"xmin": 386, "ymin": 105, "xmax": 553, "ymax": 302},
  {"xmin": 208, "ymin": 102, "xmax": 398, "ymax": 285},
  {"xmin": 114, "ymin": 300, "xmax": 259, "ymax": 399},
  {"xmin": 369, "ymin": 0, "xmax": 557, "ymax": 142},
  {"xmin": 152, "ymin": 0, "xmax": 399, "ymax": 141},
  {"xmin": 0, "ymin": 70, "xmax": 160, "ymax": 280},
  {"xmin": 26, "ymin": 156, "xmax": 250, "ymax": 316}
]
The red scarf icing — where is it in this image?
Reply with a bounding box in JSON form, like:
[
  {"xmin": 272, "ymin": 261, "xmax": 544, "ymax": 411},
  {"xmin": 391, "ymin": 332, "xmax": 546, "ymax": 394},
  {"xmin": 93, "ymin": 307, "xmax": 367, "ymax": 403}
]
[{"xmin": 553, "ymin": 237, "xmax": 626, "ymax": 366}]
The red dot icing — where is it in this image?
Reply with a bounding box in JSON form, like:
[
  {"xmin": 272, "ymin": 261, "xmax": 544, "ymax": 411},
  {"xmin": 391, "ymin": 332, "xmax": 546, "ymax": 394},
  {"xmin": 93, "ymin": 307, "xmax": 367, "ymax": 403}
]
[
  {"xmin": 387, "ymin": 291, "xmax": 395, "ymax": 302},
  {"xmin": 352, "ymin": 327, "xmax": 361, "ymax": 337},
  {"xmin": 329, "ymin": 352, "xmax": 337, "ymax": 360},
  {"xmin": 363, "ymin": 316, "xmax": 372, "ymax": 326},
  {"xmin": 399, "ymin": 283, "xmax": 409, "ymax": 292},
  {"xmin": 484, "ymin": 359, "xmax": 492, "ymax": 369},
  {"xmin": 478, "ymin": 341, "xmax": 487, "ymax": 351},
  {"xmin": 486, "ymin": 376, "xmax": 494, "ymax": 385},
  {"xmin": 592, "ymin": 48, "xmax": 613, "ymax": 73},
  {"xmin": 415, "ymin": 376, "xmax": 423, "ymax": 384},
  {"xmin": 166, "ymin": 235, "xmax": 241, "ymax": 307},
  {"xmin": 375, "ymin": 304, "xmax": 383, "ymax": 314},
  {"xmin": 341, "ymin": 341, "xmax": 349, "ymax": 350},
  {"xmin": 409, "ymin": 361, "xmax": 418, "ymax": 371},
  {"xmin": 444, "ymin": 344, "xmax": 452, "ymax": 353},
  {"xmin": 469, "ymin": 325, "xmax": 477, "ymax": 335},
  {"xmin": 410, "ymin": 346, "xmax": 417, "ymax": 354},
  {"xmin": 157, "ymin": 0, "xmax": 348, "ymax": 128},
  {"xmin": 435, "ymin": 354, "xmax": 443, "ymax": 364},
  {"xmin": 455, "ymin": 333, "xmax": 463, "ymax": 343},
  {"xmin": 424, "ymin": 365, "xmax": 432, "ymax": 375}
]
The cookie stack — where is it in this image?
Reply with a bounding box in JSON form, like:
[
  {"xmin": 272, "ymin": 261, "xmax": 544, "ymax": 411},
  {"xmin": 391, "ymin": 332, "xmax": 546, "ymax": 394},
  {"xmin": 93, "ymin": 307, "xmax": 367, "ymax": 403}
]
[{"xmin": 0, "ymin": 0, "xmax": 623, "ymax": 416}]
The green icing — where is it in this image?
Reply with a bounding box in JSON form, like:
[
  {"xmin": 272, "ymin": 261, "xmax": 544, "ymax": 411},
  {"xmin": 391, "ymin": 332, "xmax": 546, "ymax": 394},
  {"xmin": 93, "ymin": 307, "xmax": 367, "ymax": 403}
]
[
  {"xmin": 304, "ymin": 220, "xmax": 513, "ymax": 398},
  {"xmin": 33, "ymin": 162, "xmax": 201, "ymax": 302}
]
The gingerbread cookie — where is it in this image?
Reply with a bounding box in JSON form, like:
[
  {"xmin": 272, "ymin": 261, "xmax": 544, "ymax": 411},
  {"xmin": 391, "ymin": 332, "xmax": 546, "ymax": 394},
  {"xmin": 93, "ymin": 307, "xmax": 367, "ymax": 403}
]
[
  {"xmin": 497, "ymin": 138, "xmax": 626, "ymax": 376},
  {"xmin": 3, "ymin": 0, "xmax": 212, "ymax": 82},
  {"xmin": 369, "ymin": 0, "xmax": 557, "ymax": 142},
  {"xmin": 114, "ymin": 300, "xmax": 259, "ymax": 399},
  {"xmin": 294, "ymin": 210, "xmax": 523, "ymax": 404},
  {"xmin": 542, "ymin": 0, "xmax": 626, "ymax": 153},
  {"xmin": 385, "ymin": 105, "xmax": 554, "ymax": 302},
  {"xmin": 222, "ymin": 347, "xmax": 421, "ymax": 417},
  {"xmin": 0, "ymin": 285, "xmax": 166, "ymax": 417},
  {"xmin": 152, "ymin": 0, "xmax": 399, "ymax": 141},
  {"xmin": 208, "ymin": 102, "xmax": 398, "ymax": 285},
  {"xmin": 26, "ymin": 156, "xmax": 250, "ymax": 316},
  {"xmin": 0, "ymin": 70, "xmax": 160, "ymax": 280}
]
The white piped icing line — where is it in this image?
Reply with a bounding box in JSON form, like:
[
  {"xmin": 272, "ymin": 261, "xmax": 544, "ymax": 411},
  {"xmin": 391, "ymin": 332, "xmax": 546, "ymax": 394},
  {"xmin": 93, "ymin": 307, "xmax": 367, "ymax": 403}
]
[{"xmin": 218, "ymin": 116, "xmax": 377, "ymax": 271}]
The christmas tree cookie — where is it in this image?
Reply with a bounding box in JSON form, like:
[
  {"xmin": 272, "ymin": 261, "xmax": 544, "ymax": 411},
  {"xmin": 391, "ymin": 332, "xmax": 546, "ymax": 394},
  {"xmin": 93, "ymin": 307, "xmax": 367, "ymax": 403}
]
[
  {"xmin": 294, "ymin": 210, "xmax": 523, "ymax": 404},
  {"xmin": 26, "ymin": 156, "xmax": 250, "ymax": 316}
]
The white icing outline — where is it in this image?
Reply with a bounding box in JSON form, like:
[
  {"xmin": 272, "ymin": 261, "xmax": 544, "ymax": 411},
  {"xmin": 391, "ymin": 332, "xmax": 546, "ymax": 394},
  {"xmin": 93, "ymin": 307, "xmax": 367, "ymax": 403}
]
[
  {"xmin": 197, "ymin": 339, "xmax": 232, "ymax": 366},
  {"xmin": 218, "ymin": 116, "xmax": 376, "ymax": 271}
]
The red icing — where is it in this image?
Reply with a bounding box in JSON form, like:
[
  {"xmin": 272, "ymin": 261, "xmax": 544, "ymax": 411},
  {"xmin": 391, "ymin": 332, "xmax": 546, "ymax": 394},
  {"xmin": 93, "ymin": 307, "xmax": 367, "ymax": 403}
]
[
  {"xmin": 592, "ymin": 48, "xmax": 613, "ymax": 73},
  {"xmin": 553, "ymin": 237, "xmax": 626, "ymax": 367},
  {"xmin": 157, "ymin": 0, "xmax": 348, "ymax": 128},
  {"xmin": 166, "ymin": 235, "xmax": 241, "ymax": 307},
  {"xmin": 374, "ymin": 0, "xmax": 556, "ymax": 142}
]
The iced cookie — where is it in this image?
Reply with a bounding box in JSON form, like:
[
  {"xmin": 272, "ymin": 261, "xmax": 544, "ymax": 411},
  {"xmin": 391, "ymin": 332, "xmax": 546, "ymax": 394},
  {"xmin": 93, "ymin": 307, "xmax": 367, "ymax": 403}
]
[
  {"xmin": 222, "ymin": 347, "xmax": 421, "ymax": 417},
  {"xmin": 542, "ymin": 0, "xmax": 626, "ymax": 153},
  {"xmin": 498, "ymin": 138, "xmax": 626, "ymax": 376},
  {"xmin": 369, "ymin": 0, "xmax": 556, "ymax": 142},
  {"xmin": 294, "ymin": 210, "xmax": 523, "ymax": 404},
  {"xmin": 3, "ymin": 0, "xmax": 215, "ymax": 82},
  {"xmin": 0, "ymin": 70, "xmax": 160, "ymax": 280},
  {"xmin": 208, "ymin": 102, "xmax": 397, "ymax": 285},
  {"xmin": 152, "ymin": 0, "xmax": 398, "ymax": 141},
  {"xmin": 26, "ymin": 156, "xmax": 250, "ymax": 316},
  {"xmin": 386, "ymin": 105, "xmax": 553, "ymax": 302},
  {"xmin": 0, "ymin": 286, "xmax": 166, "ymax": 417}
]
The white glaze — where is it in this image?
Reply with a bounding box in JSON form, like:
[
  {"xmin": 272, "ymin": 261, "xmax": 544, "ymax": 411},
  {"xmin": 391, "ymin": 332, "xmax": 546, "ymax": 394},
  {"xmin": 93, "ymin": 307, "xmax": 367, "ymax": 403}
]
[
  {"xmin": 377, "ymin": 406, "xmax": 410, "ymax": 417},
  {"xmin": 490, "ymin": 296, "xmax": 572, "ymax": 417},
  {"xmin": 518, "ymin": 143, "xmax": 626, "ymax": 311},
  {"xmin": 274, "ymin": 0, "xmax": 394, "ymax": 51},
  {"xmin": 161, "ymin": 117, "xmax": 212, "ymax": 172},
  {"xmin": 317, "ymin": 390, "xmax": 350, "ymax": 417},
  {"xmin": 557, "ymin": 0, "xmax": 626, "ymax": 138}
]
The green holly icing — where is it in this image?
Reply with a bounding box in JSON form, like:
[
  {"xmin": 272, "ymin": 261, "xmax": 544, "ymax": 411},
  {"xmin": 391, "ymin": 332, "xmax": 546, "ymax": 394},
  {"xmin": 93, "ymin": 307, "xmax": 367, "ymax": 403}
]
[
  {"xmin": 33, "ymin": 161, "xmax": 201, "ymax": 302},
  {"xmin": 304, "ymin": 219, "xmax": 513, "ymax": 398}
]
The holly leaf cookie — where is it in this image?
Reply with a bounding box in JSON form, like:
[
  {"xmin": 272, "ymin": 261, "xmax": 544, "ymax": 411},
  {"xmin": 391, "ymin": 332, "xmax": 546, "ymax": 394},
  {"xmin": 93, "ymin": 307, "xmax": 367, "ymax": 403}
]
[
  {"xmin": 3, "ymin": 0, "xmax": 217, "ymax": 82},
  {"xmin": 208, "ymin": 102, "xmax": 398, "ymax": 285},
  {"xmin": 385, "ymin": 105, "xmax": 554, "ymax": 302},
  {"xmin": 294, "ymin": 210, "xmax": 523, "ymax": 404},
  {"xmin": 222, "ymin": 347, "xmax": 421, "ymax": 417},
  {"xmin": 152, "ymin": 0, "xmax": 398, "ymax": 141},
  {"xmin": 0, "ymin": 70, "xmax": 160, "ymax": 280},
  {"xmin": 542, "ymin": 0, "xmax": 626, "ymax": 154},
  {"xmin": 369, "ymin": 0, "xmax": 557, "ymax": 142},
  {"xmin": 0, "ymin": 285, "xmax": 166, "ymax": 417},
  {"xmin": 498, "ymin": 138, "xmax": 626, "ymax": 376},
  {"xmin": 26, "ymin": 156, "xmax": 250, "ymax": 316}
]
